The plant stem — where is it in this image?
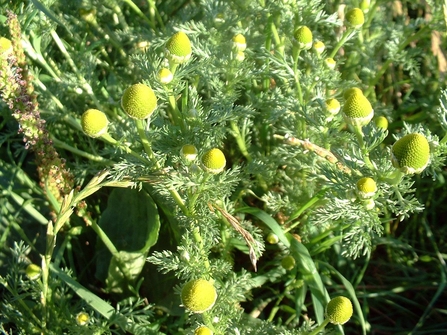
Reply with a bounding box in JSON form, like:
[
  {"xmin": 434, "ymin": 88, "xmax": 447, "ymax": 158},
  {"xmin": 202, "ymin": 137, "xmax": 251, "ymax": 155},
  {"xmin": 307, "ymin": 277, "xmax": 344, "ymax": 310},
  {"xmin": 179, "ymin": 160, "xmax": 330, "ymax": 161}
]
[
  {"xmin": 134, "ymin": 119, "xmax": 161, "ymax": 168},
  {"xmin": 329, "ymin": 28, "xmax": 355, "ymax": 59},
  {"xmin": 307, "ymin": 319, "xmax": 330, "ymax": 335},
  {"xmin": 51, "ymin": 136, "xmax": 112, "ymax": 163}
]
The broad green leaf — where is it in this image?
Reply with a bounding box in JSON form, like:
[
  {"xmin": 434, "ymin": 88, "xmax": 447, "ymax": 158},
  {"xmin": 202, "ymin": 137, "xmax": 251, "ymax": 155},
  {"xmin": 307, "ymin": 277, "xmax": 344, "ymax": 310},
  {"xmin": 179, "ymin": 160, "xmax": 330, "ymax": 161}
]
[{"xmin": 95, "ymin": 188, "xmax": 160, "ymax": 294}]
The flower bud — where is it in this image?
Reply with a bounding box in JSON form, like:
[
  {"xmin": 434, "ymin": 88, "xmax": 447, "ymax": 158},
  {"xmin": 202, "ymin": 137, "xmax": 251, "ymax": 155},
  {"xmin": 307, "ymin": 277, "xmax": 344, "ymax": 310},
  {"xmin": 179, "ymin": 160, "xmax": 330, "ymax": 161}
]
[
  {"xmin": 293, "ymin": 26, "xmax": 313, "ymax": 50},
  {"xmin": 180, "ymin": 144, "xmax": 198, "ymax": 162},
  {"xmin": 326, "ymin": 296, "xmax": 353, "ymax": 325},
  {"xmin": 201, "ymin": 148, "xmax": 226, "ymax": 174},
  {"xmin": 342, "ymin": 89, "xmax": 374, "ymax": 127},
  {"xmin": 121, "ymin": 83, "xmax": 157, "ymax": 120},
  {"xmin": 158, "ymin": 68, "xmax": 173, "ymax": 84},
  {"xmin": 166, "ymin": 31, "xmax": 192, "ymax": 64},
  {"xmin": 356, "ymin": 177, "xmax": 377, "ymax": 199},
  {"xmin": 232, "ymin": 34, "xmax": 247, "ymax": 52},
  {"xmin": 75, "ymin": 311, "xmax": 90, "ymax": 326},
  {"xmin": 325, "ymin": 98, "xmax": 341, "ymax": 117},
  {"xmin": 266, "ymin": 232, "xmax": 279, "ymax": 244},
  {"xmin": 360, "ymin": 0, "xmax": 371, "ymax": 13},
  {"xmin": 281, "ymin": 255, "xmax": 296, "ymax": 271},
  {"xmin": 391, "ymin": 133, "xmax": 430, "ymax": 174},
  {"xmin": 345, "ymin": 8, "xmax": 365, "ymax": 29},
  {"xmin": 324, "ymin": 57, "xmax": 336, "ymax": 70},
  {"xmin": 374, "ymin": 116, "xmax": 389, "ymax": 130},
  {"xmin": 81, "ymin": 109, "xmax": 108, "ymax": 138},
  {"xmin": 181, "ymin": 279, "xmax": 217, "ymax": 313},
  {"xmin": 25, "ymin": 263, "xmax": 41, "ymax": 280},
  {"xmin": 313, "ymin": 40, "xmax": 325, "ymax": 55},
  {"xmin": 194, "ymin": 326, "xmax": 213, "ymax": 335}
]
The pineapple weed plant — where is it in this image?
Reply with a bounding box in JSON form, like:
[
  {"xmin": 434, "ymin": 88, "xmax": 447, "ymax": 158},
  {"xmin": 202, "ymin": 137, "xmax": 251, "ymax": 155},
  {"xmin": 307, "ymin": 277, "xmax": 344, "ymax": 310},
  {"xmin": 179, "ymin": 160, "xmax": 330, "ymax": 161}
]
[{"xmin": 1, "ymin": 0, "xmax": 447, "ymax": 334}]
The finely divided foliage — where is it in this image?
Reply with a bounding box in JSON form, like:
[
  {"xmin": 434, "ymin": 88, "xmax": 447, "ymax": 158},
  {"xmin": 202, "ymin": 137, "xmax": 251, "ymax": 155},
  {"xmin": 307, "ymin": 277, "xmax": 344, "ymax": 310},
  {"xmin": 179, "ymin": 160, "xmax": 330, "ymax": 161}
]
[{"xmin": 1, "ymin": 0, "xmax": 447, "ymax": 334}]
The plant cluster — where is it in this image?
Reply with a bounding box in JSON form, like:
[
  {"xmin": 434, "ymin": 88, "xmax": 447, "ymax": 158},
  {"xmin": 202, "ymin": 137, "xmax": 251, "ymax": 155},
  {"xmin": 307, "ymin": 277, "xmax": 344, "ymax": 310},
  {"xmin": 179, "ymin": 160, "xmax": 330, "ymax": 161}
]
[{"xmin": 1, "ymin": 0, "xmax": 447, "ymax": 334}]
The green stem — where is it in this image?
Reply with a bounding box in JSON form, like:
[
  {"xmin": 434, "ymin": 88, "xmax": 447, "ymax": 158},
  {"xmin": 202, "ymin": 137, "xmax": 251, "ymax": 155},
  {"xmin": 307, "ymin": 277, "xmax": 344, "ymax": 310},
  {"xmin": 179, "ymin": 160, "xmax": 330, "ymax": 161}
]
[
  {"xmin": 100, "ymin": 132, "xmax": 152, "ymax": 165},
  {"xmin": 329, "ymin": 28, "xmax": 355, "ymax": 59},
  {"xmin": 90, "ymin": 220, "xmax": 119, "ymax": 256},
  {"xmin": 307, "ymin": 319, "xmax": 330, "ymax": 335},
  {"xmin": 50, "ymin": 30, "xmax": 101, "ymax": 109},
  {"xmin": 122, "ymin": 0, "xmax": 156, "ymax": 30},
  {"xmin": 351, "ymin": 124, "xmax": 375, "ymax": 171},
  {"xmin": 292, "ymin": 47, "xmax": 304, "ymax": 105},
  {"xmin": 134, "ymin": 119, "xmax": 161, "ymax": 168},
  {"xmin": 230, "ymin": 120, "xmax": 252, "ymax": 161},
  {"xmin": 285, "ymin": 189, "xmax": 327, "ymax": 232},
  {"xmin": 192, "ymin": 223, "xmax": 211, "ymax": 272},
  {"xmin": 51, "ymin": 136, "xmax": 112, "ymax": 163}
]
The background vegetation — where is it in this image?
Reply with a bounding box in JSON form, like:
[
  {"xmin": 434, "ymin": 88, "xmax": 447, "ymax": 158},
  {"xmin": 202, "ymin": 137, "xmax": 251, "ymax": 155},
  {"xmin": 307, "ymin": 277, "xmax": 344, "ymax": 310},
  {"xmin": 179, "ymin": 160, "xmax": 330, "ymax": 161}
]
[{"xmin": 1, "ymin": 0, "xmax": 447, "ymax": 334}]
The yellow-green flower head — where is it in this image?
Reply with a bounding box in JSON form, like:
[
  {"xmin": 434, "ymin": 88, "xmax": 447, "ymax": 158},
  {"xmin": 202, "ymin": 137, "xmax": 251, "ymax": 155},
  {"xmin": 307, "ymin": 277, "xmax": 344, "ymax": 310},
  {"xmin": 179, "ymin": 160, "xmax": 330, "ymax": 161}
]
[
  {"xmin": 281, "ymin": 255, "xmax": 296, "ymax": 271},
  {"xmin": 325, "ymin": 98, "xmax": 341, "ymax": 116},
  {"xmin": 343, "ymin": 87, "xmax": 363, "ymax": 100},
  {"xmin": 324, "ymin": 57, "xmax": 336, "ymax": 70},
  {"xmin": 374, "ymin": 116, "xmax": 389, "ymax": 130},
  {"xmin": 313, "ymin": 40, "xmax": 325, "ymax": 55},
  {"xmin": 121, "ymin": 83, "xmax": 157, "ymax": 120},
  {"xmin": 391, "ymin": 133, "xmax": 430, "ymax": 174},
  {"xmin": 181, "ymin": 279, "xmax": 217, "ymax": 313},
  {"xmin": 81, "ymin": 109, "xmax": 109, "ymax": 138},
  {"xmin": 25, "ymin": 263, "xmax": 41, "ymax": 280},
  {"xmin": 345, "ymin": 8, "xmax": 365, "ymax": 29},
  {"xmin": 0, "ymin": 37, "xmax": 13, "ymax": 56},
  {"xmin": 232, "ymin": 33, "xmax": 247, "ymax": 52},
  {"xmin": 201, "ymin": 148, "xmax": 226, "ymax": 174},
  {"xmin": 266, "ymin": 232, "xmax": 279, "ymax": 244},
  {"xmin": 158, "ymin": 68, "xmax": 173, "ymax": 85},
  {"xmin": 76, "ymin": 311, "xmax": 90, "ymax": 326},
  {"xmin": 194, "ymin": 326, "xmax": 213, "ymax": 335},
  {"xmin": 356, "ymin": 177, "xmax": 377, "ymax": 199},
  {"xmin": 181, "ymin": 144, "xmax": 198, "ymax": 162},
  {"xmin": 235, "ymin": 51, "xmax": 245, "ymax": 62},
  {"xmin": 360, "ymin": 0, "xmax": 371, "ymax": 13},
  {"xmin": 326, "ymin": 296, "xmax": 353, "ymax": 325},
  {"xmin": 342, "ymin": 89, "xmax": 374, "ymax": 127},
  {"xmin": 166, "ymin": 31, "xmax": 192, "ymax": 64},
  {"xmin": 293, "ymin": 26, "xmax": 313, "ymax": 50}
]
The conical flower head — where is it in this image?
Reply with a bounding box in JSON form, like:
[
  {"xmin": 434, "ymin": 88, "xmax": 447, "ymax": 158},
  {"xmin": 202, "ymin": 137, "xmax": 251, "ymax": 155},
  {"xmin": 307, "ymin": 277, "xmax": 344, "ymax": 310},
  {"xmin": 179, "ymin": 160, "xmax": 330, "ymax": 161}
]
[
  {"xmin": 121, "ymin": 83, "xmax": 157, "ymax": 120},
  {"xmin": 342, "ymin": 90, "xmax": 374, "ymax": 127},
  {"xmin": 181, "ymin": 279, "xmax": 217, "ymax": 313},
  {"xmin": 293, "ymin": 26, "xmax": 313, "ymax": 50},
  {"xmin": 313, "ymin": 40, "xmax": 325, "ymax": 55},
  {"xmin": 180, "ymin": 144, "xmax": 198, "ymax": 162},
  {"xmin": 356, "ymin": 177, "xmax": 377, "ymax": 199},
  {"xmin": 374, "ymin": 115, "xmax": 389, "ymax": 130},
  {"xmin": 81, "ymin": 109, "xmax": 109, "ymax": 138},
  {"xmin": 194, "ymin": 326, "xmax": 213, "ymax": 335},
  {"xmin": 158, "ymin": 68, "xmax": 173, "ymax": 84},
  {"xmin": 391, "ymin": 133, "xmax": 430, "ymax": 174},
  {"xmin": 346, "ymin": 8, "xmax": 365, "ymax": 29},
  {"xmin": 325, "ymin": 98, "xmax": 341, "ymax": 116},
  {"xmin": 166, "ymin": 31, "xmax": 192, "ymax": 64},
  {"xmin": 343, "ymin": 87, "xmax": 363, "ymax": 100},
  {"xmin": 25, "ymin": 263, "xmax": 41, "ymax": 280},
  {"xmin": 201, "ymin": 148, "xmax": 226, "ymax": 174},
  {"xmin": 232, "ymin": 33, "xmax": 247, "ymax": 52},
  {"xmin": 326, "ymin": 296, "xmax": 353, "ymax": 325}
]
